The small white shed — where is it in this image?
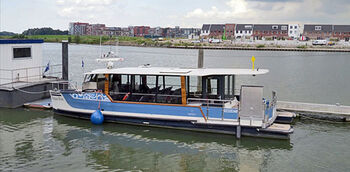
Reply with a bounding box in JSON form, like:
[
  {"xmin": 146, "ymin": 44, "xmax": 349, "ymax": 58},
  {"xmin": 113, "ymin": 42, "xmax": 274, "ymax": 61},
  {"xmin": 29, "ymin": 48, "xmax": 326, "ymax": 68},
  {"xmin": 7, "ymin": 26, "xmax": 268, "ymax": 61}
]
[{"xmin": 0, "ymin": 39, "xmax": 44, "ymax": 85}]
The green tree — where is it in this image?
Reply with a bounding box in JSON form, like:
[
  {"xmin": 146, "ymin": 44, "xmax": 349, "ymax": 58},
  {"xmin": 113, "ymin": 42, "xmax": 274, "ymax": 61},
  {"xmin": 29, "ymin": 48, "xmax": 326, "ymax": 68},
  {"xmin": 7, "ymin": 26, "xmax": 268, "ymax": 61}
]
[{"xmin": 74, "ymin": 35, "xmax": 81, "ymax": 44}]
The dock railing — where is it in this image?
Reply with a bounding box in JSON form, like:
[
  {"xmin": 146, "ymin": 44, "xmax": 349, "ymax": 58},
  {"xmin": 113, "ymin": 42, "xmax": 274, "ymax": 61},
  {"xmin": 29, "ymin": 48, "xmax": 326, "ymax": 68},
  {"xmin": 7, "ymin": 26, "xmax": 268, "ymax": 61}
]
[{"xmin": 0, "ymin": 64, "xmax": 62, "ymax": 87}]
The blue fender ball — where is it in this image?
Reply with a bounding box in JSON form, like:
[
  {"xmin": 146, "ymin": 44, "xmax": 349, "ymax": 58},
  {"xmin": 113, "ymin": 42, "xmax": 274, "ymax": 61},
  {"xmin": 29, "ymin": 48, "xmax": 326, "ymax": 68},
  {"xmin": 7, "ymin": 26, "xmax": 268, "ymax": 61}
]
[{"xmin": 91, "ymin": 110, "xmax": 104, "ymax": 125}]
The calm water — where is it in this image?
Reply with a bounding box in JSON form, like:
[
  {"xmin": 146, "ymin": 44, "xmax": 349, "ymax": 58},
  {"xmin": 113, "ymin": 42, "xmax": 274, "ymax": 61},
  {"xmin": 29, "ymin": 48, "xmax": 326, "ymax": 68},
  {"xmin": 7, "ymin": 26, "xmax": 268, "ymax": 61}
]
[{"xmin": 1, "ymin": 43, "xmax": 350, "ymax": 171}]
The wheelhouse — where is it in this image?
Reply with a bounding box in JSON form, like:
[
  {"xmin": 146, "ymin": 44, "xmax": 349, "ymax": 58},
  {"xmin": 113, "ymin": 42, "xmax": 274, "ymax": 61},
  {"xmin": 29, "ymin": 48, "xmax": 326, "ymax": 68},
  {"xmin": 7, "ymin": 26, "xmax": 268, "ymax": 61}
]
[{"xmin": 82, "ymin": 67, "xmax": 269, "ymax": 105}]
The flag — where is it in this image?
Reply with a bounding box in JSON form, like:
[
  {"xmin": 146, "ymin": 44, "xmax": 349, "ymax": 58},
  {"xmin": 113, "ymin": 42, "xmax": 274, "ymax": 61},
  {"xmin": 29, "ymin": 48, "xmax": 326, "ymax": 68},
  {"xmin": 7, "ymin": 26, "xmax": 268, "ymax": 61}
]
[
  {"xmin": 44, "ymin": 61, "xmax": 50, "ymax": 73},
  {"xmin": 82, "ymin": 59, "xmax": 84, "ymax": 68}
]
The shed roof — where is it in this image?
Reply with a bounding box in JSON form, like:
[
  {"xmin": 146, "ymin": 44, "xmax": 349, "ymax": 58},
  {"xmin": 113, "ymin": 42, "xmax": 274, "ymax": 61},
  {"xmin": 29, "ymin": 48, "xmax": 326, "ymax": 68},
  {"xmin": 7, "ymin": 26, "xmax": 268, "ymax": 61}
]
[
  {"xmin": 0, "ymin": 39, "xmax": 44, "ymax": 44},
  {"xmin": 253, "ymin": 24, "xmax": 288, "ymax": 31},
  {"xmin": 304, "ymin": 24, "xmax": 333, "ymax": 32},
  {"xmin": 202, "ymin": 24, "xmax": 210, "ymax": 31},
  {"xmin": 210, "ymin": 24, "xmax": 225, "ymax": 32},
  {"xmin": 236, "ymin": 24, "xmax": 253, "ymax": 31},
  {"xmin": 333, "ymin": 25, "xmax": 350, "ymax": 32}
]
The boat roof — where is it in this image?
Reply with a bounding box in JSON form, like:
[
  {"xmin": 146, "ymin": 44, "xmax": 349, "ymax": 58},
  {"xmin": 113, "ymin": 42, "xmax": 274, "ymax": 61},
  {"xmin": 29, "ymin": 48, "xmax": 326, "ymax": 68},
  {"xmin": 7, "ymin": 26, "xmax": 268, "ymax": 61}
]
[{"xmin": 86, "ymin": 67, "xmax": 269, "ymax": 76}]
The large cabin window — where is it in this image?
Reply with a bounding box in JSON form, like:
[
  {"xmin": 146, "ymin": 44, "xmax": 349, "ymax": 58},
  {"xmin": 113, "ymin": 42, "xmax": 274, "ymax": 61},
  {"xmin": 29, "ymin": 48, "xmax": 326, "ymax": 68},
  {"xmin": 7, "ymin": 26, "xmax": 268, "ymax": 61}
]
[
  {"xmin": 187, "ymin": 76, "xmax": 203, "ymax": 99},
  {"xmin": 82, "ymin": 74, "xmax": 99, "ymax": 91},
  {"xmin": 108, "ymin": 74, "xmax": 182, "ymax": 104}
]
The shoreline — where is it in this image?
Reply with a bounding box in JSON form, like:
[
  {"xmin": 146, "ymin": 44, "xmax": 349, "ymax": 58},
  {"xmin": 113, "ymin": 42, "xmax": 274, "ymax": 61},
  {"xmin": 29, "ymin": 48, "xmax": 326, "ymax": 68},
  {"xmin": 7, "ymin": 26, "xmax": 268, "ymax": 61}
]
[
  {"xmin": 3, "ymin": 35, "xmax": 350, "ymax": 52},
  {"xmin": 44, "ymin": 41, "xmax": 350, "ymax": 52},
  {"xmin": 112, "ymin": 41, "xmax": 350, "ymax": 52}
]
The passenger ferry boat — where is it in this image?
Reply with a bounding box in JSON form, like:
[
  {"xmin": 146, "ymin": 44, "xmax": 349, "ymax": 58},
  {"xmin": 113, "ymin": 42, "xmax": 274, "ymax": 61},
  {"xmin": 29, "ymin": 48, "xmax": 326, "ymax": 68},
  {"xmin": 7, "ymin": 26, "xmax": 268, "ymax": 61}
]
[{"xmin": 50, "ymin": 57, "xmax": 293, "ymax": 139}]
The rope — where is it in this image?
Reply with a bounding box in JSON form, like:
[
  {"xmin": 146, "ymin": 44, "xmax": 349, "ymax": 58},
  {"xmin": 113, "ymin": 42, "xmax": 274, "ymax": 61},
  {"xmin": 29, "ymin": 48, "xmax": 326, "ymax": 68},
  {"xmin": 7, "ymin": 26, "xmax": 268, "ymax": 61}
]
[
  {"xmin": 12, "ymin": 87, "xmax": 50, "ymax": 94},
  {"xmin": 97, "ymin": 91, "xmax": 102, "ymax": 110}
]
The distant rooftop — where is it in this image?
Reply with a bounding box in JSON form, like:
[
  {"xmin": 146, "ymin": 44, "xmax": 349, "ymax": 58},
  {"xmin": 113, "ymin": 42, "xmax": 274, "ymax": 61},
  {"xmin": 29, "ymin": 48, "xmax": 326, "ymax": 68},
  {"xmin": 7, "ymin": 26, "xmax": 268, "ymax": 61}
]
[{"xmin": 0, "ymin": 39, "xmax": 44, "ymax": 44}]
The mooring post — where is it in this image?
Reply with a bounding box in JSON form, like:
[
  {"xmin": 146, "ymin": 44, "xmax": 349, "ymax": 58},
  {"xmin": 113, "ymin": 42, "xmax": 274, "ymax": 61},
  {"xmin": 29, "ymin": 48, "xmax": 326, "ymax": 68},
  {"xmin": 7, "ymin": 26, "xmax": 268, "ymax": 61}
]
[
  {"xmin": 198, "ymin": 49, "xmax": 204, "ymax": 68},
  {"xmin": 62, "ymin": 40, "xmax": 68, "ymax": 81},
  {"xmin": 197, "ymin": 49, "xmax": 204, "ymax": 93},
  {"xmin": 236, "ymin": 125, "xmax": 241, "ymax": 139}
]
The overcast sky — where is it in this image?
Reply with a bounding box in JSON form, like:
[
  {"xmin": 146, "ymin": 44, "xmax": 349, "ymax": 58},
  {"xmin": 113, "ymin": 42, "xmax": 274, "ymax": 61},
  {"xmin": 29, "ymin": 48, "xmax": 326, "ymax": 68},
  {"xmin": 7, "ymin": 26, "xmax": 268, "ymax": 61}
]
[{"xmin": 1, "ymin": 0, "xmax": 350, "ymax": 33}]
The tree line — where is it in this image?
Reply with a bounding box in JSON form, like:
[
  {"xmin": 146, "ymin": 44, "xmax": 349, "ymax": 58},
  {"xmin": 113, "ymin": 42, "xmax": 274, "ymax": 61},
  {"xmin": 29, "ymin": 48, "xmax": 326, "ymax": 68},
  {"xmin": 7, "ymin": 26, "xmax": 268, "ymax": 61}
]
[{"xmin": 22, "ymin": 27, "xmax": 68, "ymax": 35}]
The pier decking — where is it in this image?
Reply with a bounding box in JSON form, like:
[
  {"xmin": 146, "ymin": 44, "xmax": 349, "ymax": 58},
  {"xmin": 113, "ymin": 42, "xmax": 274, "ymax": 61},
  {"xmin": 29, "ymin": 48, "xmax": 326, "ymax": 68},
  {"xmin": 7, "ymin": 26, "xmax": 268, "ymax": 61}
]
[{"xmin": 277, "ymin": 101, "xmax": 350, "ymax": 121}]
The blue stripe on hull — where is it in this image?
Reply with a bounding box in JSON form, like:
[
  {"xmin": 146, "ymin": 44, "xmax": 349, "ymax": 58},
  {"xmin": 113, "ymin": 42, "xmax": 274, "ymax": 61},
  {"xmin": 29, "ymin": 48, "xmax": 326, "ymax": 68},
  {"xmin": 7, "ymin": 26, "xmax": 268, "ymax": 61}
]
[
  {"xmin": 54, "ymin": 109, "xmax": 289, "ymax": 139},
  {"xmin": 62, "ymin": 93, "xmax": 238, "ymax": 120}
]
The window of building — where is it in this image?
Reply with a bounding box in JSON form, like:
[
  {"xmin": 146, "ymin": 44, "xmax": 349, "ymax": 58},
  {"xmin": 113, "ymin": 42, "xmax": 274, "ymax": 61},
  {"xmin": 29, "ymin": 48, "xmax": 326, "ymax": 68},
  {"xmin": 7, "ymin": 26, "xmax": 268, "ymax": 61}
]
[
  {"xmin": 13, "ymin": 47, "xmax": 31, "ymax": 59},
  {"xmin": 315, "ymin": 26, "xmax": 322, "ymax": 30},
  {"xmin": 272, "ymin": 25, "xmax": 278, "ymax": 30},
  {"xmin": 290, "ymin": 26, "xmax": 293, "ymax": 29},
  {"xmin": 281, "ymin": 26, "xmax": 287, "ymax": 30},
  {"xmin": 294, "ymin": 26, "xmax": 297, "ymax": 29},
  {"xmin": 244, "ymin": 25, "xmax": 252, "ymax": 29},
  {"xmin": 290, "ymin": 31, "xmax": 293, "ymax": 34}
]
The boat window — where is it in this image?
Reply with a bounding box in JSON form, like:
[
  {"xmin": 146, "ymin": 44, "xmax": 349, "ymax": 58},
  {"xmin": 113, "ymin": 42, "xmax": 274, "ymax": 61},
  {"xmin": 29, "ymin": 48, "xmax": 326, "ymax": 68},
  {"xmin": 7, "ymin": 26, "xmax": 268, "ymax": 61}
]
[
  {"xmin": 84, "ymin": 74, "xmax": 97, "ymax": 82},
  {"xmin": 156, "ymin": 76, "xmax": 182, "ymax": 104},
  {"xmin": 187, "ymin": 76, "xmax": 203, "ymax": 98},
  {"xmin": 82, "ymin": 74, "xmax": 98, "ymax": 91},
  {"xmin": 207, "ymin": 77, "xmax": 218, "ymax": 98},
  {"xmin": 96, "ymin": 74, "xmax": 106, "ymax": 91},
  {"xmin": 225, "ymin": 75, "xmax": 235, "ymax": 99}
]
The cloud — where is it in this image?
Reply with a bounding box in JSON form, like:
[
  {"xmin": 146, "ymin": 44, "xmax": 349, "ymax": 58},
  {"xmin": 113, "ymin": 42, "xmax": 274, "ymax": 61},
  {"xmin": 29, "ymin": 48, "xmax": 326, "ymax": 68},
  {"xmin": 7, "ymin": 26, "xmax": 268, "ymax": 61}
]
[
  {"xmin": 182, "ymin": 0, "xmax": 350, "ymax": 25},
  {"xmin": 185, "ymin": 0, "xmax": 248, "ymax": 19},
  {"xmin": 56, "ymin": 0, "xmax": 119, "ymax": 20}
]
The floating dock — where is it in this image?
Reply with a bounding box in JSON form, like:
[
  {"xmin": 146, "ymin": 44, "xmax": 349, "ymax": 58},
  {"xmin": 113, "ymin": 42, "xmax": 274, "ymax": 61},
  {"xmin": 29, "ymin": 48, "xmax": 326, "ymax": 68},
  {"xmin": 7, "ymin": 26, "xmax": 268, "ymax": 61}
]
[
  {"xmin": 23, "ymin": 98, "xmax": 52, "ymax": 109},
  {"xmin": 0, "ymin": 40, "xmax": 69, "ymax": 108},
  {"xmin": 277, "ymin": 101, "xmax": 350, "ymax": 122}
]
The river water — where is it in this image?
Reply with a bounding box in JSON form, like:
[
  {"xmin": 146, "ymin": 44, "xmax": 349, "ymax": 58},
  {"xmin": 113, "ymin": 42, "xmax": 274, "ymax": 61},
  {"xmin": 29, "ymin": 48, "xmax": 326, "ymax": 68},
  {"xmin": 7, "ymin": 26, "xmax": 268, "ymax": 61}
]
[{"xmin": 0, "ymin": 43, "xmax": 350, "ymax": 171}]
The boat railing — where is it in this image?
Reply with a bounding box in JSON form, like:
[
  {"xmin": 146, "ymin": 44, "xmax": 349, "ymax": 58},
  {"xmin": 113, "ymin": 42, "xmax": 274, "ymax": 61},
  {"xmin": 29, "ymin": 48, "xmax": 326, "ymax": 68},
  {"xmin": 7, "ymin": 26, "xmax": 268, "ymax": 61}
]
[
  {"xmin": 108, "ymin": 91, "xmax": 182, "ymax": 104},
  {"xmin": 187, "ymin": 98, "xmax": 237, "ymax": 121},
  {"xmin": 51, "ymin": 80, "xmax": 78, "ymax": 91},
  {"xmin": 264, "ymin": 91, "xmax": 278, "ymax": 126}
]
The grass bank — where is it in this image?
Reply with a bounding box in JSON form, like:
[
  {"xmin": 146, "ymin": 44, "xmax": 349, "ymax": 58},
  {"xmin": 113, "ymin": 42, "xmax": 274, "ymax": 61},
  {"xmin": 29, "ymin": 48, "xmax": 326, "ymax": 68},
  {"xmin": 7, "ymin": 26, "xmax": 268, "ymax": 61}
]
[
  {"xmin": 1, "ymin": 35, "xmax": 349, "ymax": 52},
  {"xmin": 0, "ymin": 35, "xmax": 172, "ymax": 46}
]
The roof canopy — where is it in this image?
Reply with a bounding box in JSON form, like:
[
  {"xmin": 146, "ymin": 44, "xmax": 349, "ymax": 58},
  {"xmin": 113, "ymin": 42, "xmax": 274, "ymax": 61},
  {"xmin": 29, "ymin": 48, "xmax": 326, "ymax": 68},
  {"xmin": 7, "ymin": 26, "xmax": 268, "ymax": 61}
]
[{"xmin": 86, "ymin": 67, "xmax": 269, "ymax": 76}]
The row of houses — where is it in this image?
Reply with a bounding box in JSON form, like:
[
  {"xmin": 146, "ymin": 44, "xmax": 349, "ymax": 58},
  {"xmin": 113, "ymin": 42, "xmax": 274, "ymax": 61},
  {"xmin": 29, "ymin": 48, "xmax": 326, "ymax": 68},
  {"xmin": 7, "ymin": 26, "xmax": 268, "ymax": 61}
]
[
  {"xmin": 201, "ymin": 24, "xmax": 350, "ymax": 41},
  {"xmin": 69, "ymin": 22, "xmax": 200, "ymax": 38},
  {"xmin": 69, "ymin": 22, "xmax": 350, "ymax": 41}
]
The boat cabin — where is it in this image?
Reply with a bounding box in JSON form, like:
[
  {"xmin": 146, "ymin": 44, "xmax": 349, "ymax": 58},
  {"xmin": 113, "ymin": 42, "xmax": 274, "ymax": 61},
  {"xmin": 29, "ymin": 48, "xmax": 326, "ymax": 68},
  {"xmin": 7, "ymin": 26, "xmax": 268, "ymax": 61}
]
[{"xmin": 82, "ymin": 67, "xmax": 268, "ymax": 105}]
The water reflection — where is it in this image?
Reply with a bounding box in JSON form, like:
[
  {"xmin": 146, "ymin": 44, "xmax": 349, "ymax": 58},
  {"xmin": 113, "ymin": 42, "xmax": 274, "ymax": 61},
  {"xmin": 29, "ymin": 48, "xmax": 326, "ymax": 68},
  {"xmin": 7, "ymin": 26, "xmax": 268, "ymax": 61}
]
[
  {"xmin": 53, "ymin": 114, "xmax": 292, "ymax": 171},
  {"xmin": 1, "ymin": 108, "xmax": 350, "ymax": 171}
]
